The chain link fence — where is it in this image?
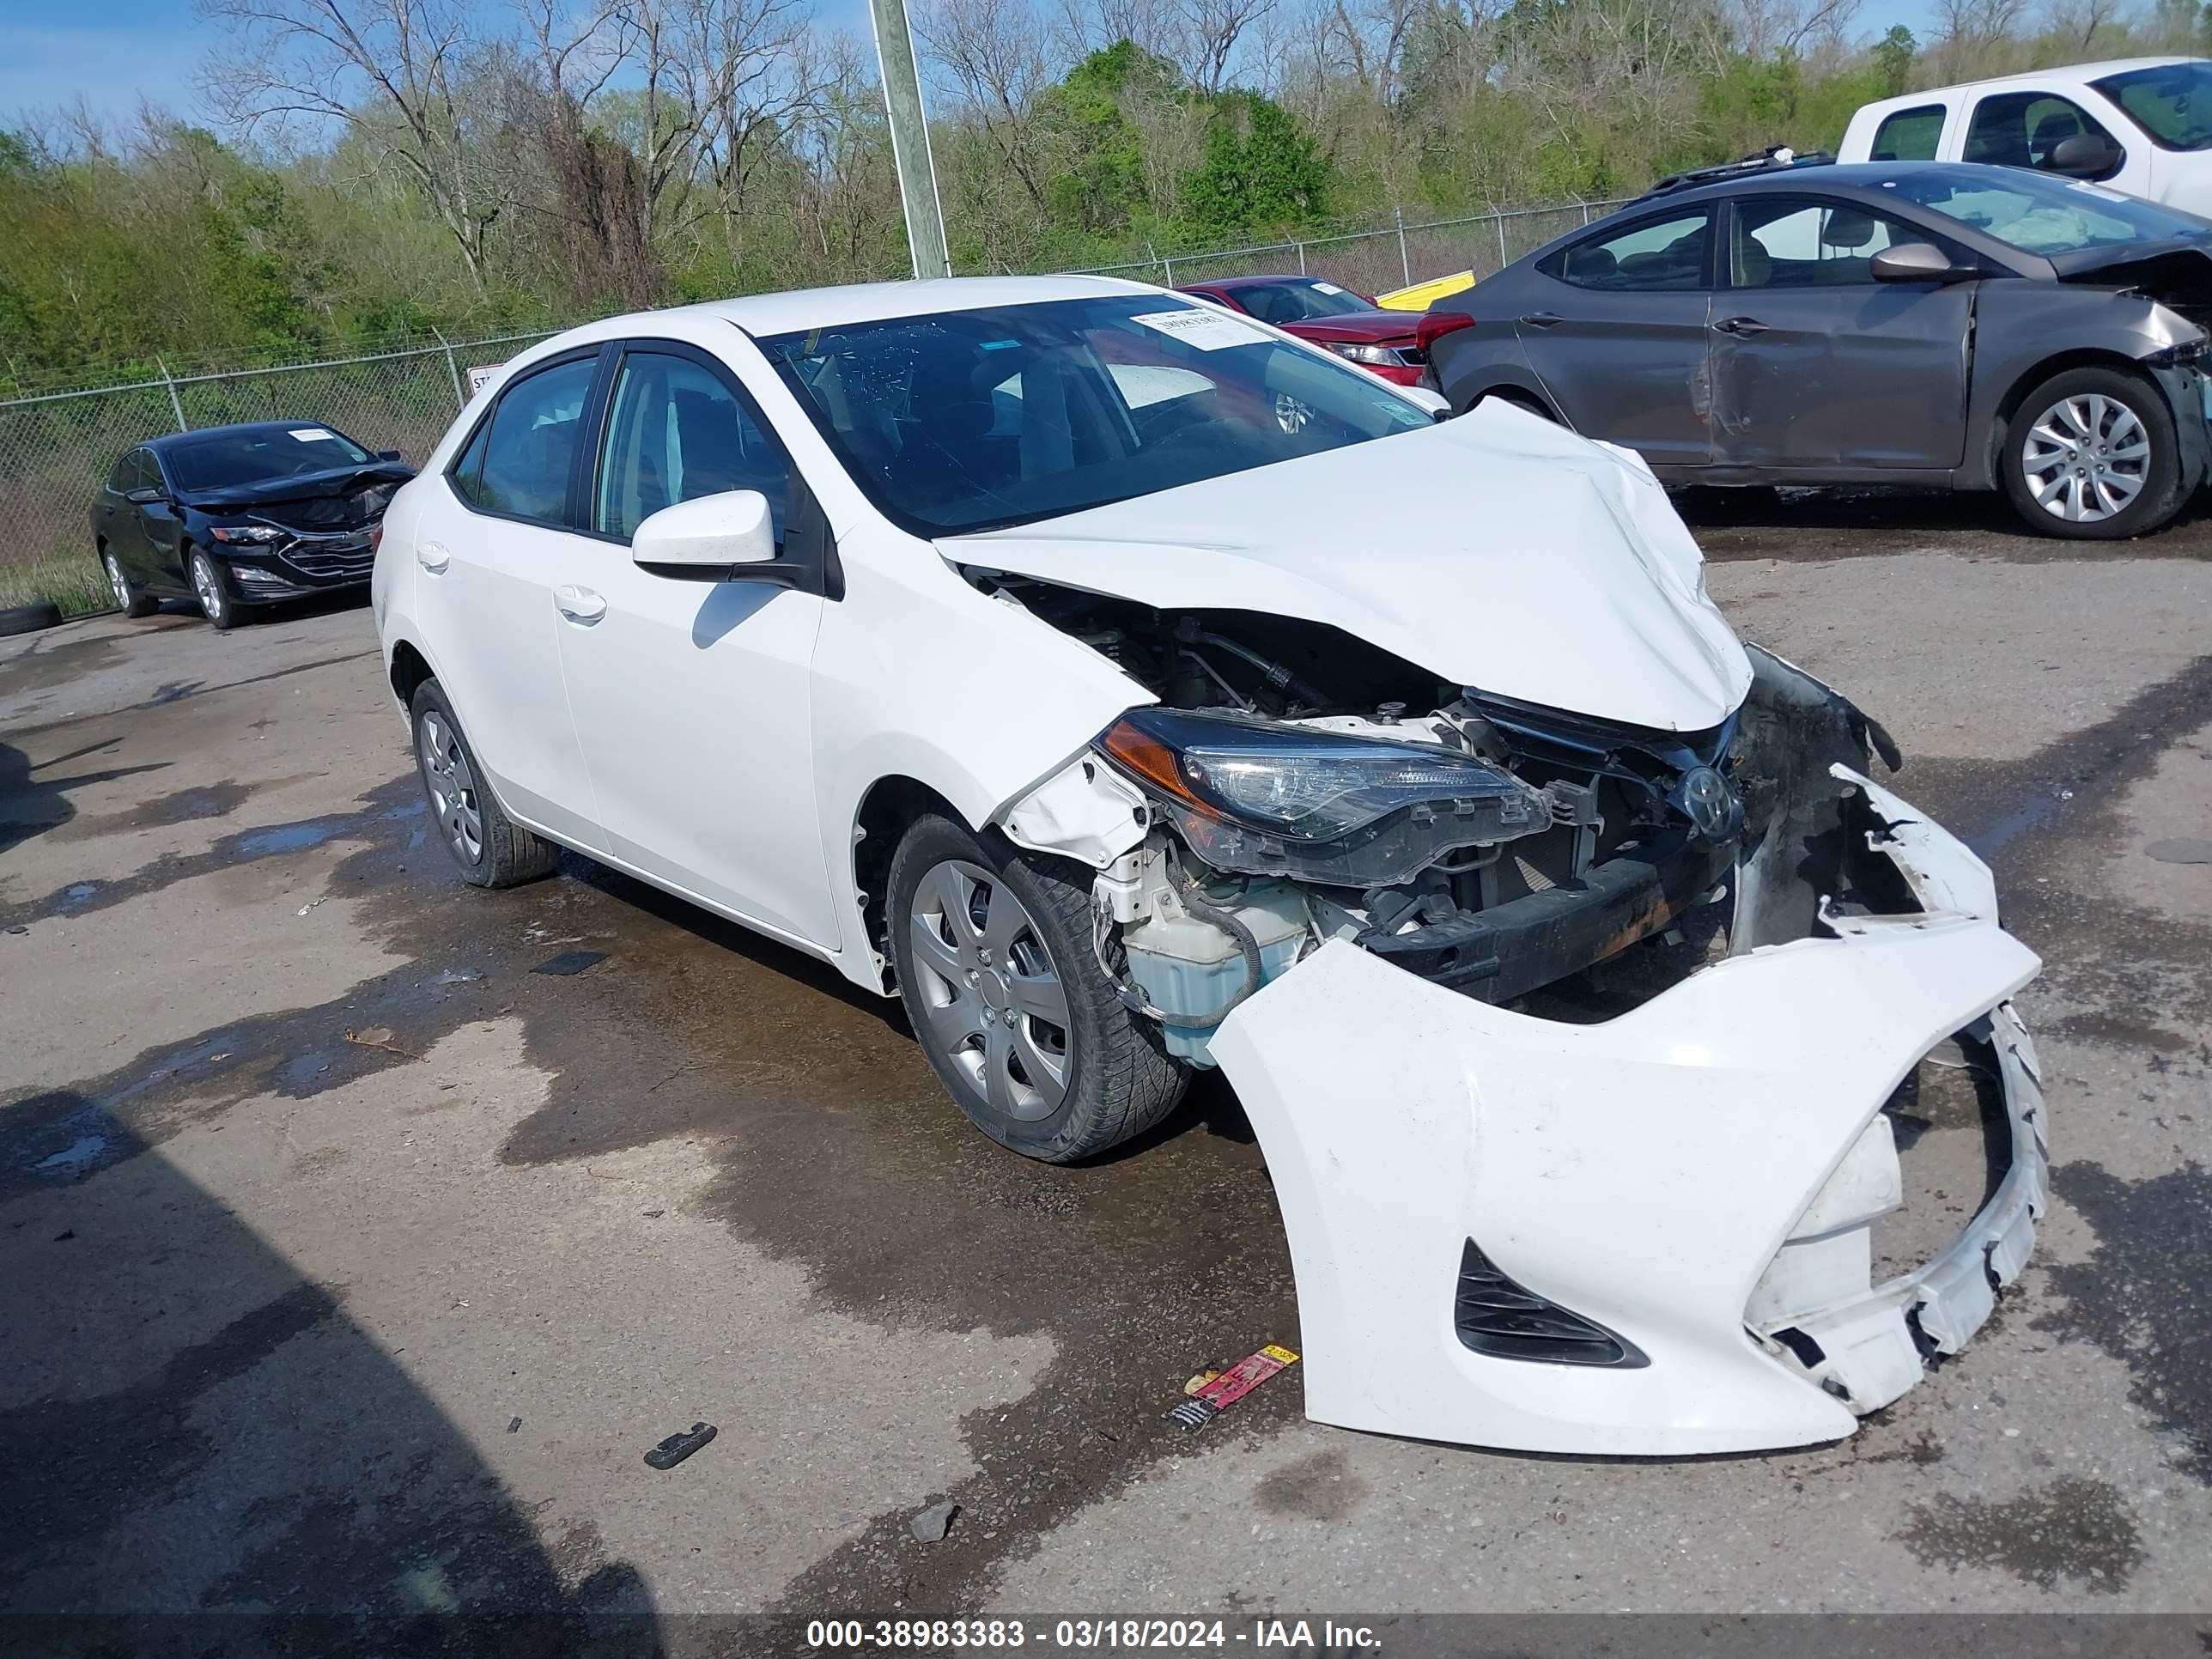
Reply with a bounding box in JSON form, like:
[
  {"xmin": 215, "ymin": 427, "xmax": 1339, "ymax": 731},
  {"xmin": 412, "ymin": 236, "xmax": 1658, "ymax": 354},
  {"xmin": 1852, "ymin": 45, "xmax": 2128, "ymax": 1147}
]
[
  {"xmin": 1079, "ymin": 198, "xmax": 1628, "ymax": 297},
  {"xmin": 0, "ymin": 331, "xmax": 558, "ymax": 579},
  {"xmin": 1, "ymin": 197, "xmax": 1632, "ymax": 593}
]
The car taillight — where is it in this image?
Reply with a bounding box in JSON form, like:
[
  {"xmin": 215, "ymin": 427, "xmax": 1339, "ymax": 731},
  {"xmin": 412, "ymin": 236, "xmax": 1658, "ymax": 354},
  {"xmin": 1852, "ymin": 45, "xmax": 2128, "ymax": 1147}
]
[{"xmin": 1413, "ymin": 310, "xmax": 1477, "ymax": 355}]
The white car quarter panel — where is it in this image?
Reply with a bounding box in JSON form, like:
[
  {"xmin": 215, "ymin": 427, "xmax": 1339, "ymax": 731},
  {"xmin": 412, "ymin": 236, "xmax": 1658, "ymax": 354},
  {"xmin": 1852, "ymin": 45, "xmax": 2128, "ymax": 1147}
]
[{"xmin": 1211, "ymin": 851, "xmax": 2041, "ymax": 1455}]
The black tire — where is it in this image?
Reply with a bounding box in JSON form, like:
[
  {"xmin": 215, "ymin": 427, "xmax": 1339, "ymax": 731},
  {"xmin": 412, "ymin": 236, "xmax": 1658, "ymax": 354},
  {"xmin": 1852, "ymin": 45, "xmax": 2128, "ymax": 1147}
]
[
  {"xmin": 409, "ymin": 679, "xmax": 561, "ymax": 889},
  {"xmin": 100, "ymin": 547, "xmax": 158, "ymax": 618},
  {"xmin": 888, "ymin": 814, "xmax": 1187, "ymax": 1163},
  {"xmin": 2000, "ymin": 366, "xmax": 2183, "ymax": 540},
  {"xmin": 188, "ymin": 547, "xmax": 240, "ymax": 630},
  {"xmin": 0, "ymin": 601, "xmax": 62, "ymax": 638}
]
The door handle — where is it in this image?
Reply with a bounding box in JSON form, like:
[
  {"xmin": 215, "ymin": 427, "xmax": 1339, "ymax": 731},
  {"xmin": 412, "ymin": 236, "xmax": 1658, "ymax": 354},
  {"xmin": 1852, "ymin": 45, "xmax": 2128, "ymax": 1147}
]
[
  {"xmin": 553, "ymin": 585, "xmax": 607, "ymax": 625},
  {"xmin": 1520, "ymin": 311, "xmax": 1565, "ymax": 328},
  {"xmin": 416, "ymin": 541, "xmax": 452, "ymax": 574},
  {"xmin": 1712, "ymin": 315, "xmax": 1770, "ymax": 337}
]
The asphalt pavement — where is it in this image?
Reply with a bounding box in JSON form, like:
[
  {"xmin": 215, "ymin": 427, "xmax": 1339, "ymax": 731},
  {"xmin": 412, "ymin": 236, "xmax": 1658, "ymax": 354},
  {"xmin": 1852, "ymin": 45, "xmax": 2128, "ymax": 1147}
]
[{"xmin": 2, "ymin": 490, "xmax": 2209, "ymax": 1650}]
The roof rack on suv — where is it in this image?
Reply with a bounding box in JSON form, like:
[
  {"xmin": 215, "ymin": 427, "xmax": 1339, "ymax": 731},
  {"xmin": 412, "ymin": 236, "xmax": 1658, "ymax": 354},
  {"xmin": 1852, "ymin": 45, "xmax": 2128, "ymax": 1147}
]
[{"xmin": 1641, "ymin": 146, "xmax": 1836, "ymax": 198}]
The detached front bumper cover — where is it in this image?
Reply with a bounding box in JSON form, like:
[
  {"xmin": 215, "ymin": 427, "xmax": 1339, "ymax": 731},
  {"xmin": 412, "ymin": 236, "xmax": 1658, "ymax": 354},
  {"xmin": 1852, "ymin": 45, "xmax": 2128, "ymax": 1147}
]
[{"xmin": 1209, "ymin": 769, "xmax": 2045, "ymax": 1455}]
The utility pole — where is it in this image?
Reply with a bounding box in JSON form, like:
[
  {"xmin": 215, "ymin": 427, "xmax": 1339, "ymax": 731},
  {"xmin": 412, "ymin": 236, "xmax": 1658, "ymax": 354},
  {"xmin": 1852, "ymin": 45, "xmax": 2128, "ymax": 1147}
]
[{"xmin": 868, "ymin": 0, "xmax": 952, "ymax": 280}]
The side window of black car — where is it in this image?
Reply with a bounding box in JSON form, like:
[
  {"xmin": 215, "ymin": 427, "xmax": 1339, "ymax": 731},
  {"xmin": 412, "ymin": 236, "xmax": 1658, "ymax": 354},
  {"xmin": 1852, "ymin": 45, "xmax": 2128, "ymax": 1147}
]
[
  {"xmin": 107, "ymin": 451, "xmax": 140, "ymax": 492},
  {"xmin": 1547, "ymin": 210, "xmax": 1712, "ymax": 292},
  {"xmin": 452, "ymin": 356, "xmax": 599, "ymax": 526}
]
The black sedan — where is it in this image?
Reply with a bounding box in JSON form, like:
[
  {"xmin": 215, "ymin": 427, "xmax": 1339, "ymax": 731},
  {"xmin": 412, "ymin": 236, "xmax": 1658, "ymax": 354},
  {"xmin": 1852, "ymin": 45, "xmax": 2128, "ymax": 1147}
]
[
  {"xmin": 92, "ymin": 422, "xmax": 414, "ymax": 629},
  {"xmin": 1419, "ymin": 156, "xmax": 2212, "ymax": 538}
]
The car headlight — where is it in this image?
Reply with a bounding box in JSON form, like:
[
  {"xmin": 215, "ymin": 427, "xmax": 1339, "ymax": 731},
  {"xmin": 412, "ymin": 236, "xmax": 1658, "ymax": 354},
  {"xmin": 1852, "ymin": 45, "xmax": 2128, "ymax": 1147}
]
[
  {"xmin": 1097, "ymin": 707, "xmax": 1542, "ymax": 843},
  {"xmin": 1324, "ymin": 341, "xmax": 1403, "ymax": 367},
  {"xmin": 210, "ymin": 524, "xmax": 285, "ymax": 544}
]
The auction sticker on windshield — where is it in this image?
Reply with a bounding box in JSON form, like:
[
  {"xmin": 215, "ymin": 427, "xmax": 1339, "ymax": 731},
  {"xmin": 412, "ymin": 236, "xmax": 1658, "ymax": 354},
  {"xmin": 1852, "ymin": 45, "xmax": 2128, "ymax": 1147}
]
[{"xmin": 1132, "ymin": 308, "xmax": 1272, "ymax": 350}]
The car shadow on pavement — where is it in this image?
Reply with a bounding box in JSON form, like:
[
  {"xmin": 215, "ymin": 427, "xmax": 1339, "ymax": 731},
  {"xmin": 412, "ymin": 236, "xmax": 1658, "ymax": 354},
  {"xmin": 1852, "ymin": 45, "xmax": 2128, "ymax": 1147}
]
[
  {"xmin": 0, "ymin": 1091, "xmax": 665, "ymax": 1658},
  {"xmin": 0, "ymin": 741, "xmax": 171, "ymax": 858},
  {"xmin": 1672, "ymin": 480, "xmax": 2212, "ymax": 544}
]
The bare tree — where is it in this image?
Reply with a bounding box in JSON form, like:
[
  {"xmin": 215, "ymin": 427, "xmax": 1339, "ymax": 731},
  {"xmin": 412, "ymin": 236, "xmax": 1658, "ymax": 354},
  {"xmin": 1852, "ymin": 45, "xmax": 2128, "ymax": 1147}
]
[
  {"xmin": 1180, "ymin": 0, "xmax": 1280, "ymax": 93},
  {"xmin": 916, "ymin": 0, "xmax": 1060, "ymax": 209},
  {"xmin": 2042, "ymin": 0, "xmax": 2122, "ymax": 49},
  {"xmin": 197, "ymin": 0, "xmax": 503, "ymax": 286}
]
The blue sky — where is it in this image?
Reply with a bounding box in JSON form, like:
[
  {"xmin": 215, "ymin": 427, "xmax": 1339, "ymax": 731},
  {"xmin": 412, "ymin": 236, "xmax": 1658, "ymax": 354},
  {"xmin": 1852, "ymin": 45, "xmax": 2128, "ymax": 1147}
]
[{"xmin": 0, "ymin": 0, "xmax": 1947, "ymax": 129}]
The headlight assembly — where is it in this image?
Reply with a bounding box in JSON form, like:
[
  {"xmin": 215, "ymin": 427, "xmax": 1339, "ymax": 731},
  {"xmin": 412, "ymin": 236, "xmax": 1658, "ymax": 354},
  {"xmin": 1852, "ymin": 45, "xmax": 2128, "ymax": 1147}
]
[
  {"xmin": 1096, "ymin": 707, "xmax": 1550, "ymax": 885},
  {"xmin": 1324, "ymin": 341, "xmax": 1404, "ymax": 368},
  {"xmin": 210, "ymin": 524, "xmax": 286, "ymax": 544}
]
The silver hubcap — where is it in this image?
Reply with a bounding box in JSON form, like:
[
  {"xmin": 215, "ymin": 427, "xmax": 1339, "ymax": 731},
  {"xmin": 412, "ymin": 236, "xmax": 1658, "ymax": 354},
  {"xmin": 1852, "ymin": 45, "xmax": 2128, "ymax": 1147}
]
[
  {"xmin": 907, "ymin": 860, "xmax": 1073, "ymax": 1121},
  {"xmin": 191, "ymin": 556, "xmax": 224, "ymax": 619},
  {"xmin": 106, "ymin": 555, "xmax": 130, "ymax": 609},
  {"xmin": 2022, "ymin": 393, "xmax": 2149, "ymax": 523},
  {"xmin": 418, "ymin": 710, "xmax": 483, "ymax": 864}
]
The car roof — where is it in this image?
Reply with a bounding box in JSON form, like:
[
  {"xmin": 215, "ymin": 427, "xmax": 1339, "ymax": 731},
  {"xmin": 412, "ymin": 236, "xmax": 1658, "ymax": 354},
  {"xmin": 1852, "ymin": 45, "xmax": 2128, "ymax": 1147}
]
[
  {"xmin": 144, "ymin": 421, "xmax": 356, "ymax": 452},
  {"xmin": 1859, "ymin": 55, "xmax": 2198, "ymax": 110},
  {"xmin": 538, "ymin": 274, "xmax": 1164, "ymax": 348},
  {"xmin": 1184, "ymin": 274, "xmax": 1324, "ymax": 291},
  {"xmin": 1625, "ymin": 159, "xmax": 2009, "ymax": 210}
]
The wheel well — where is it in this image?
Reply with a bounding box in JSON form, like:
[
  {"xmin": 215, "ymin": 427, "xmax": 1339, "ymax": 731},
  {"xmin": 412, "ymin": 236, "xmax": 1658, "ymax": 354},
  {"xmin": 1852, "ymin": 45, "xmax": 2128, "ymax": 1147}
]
[
  {"xmin": 1989, "ymin": 349, "xmax": 2165, "ymax": 475},
  {"xmin": 853, "ymin": 775, "xmax": 964, "ymax": 992},
  {"xmin": 389, "ymin": 641, "xmax": 434, "ymax": 708},
  {"xmin": 1463, "ymin": 383, "xmax": 1559, "ymax": 422}
]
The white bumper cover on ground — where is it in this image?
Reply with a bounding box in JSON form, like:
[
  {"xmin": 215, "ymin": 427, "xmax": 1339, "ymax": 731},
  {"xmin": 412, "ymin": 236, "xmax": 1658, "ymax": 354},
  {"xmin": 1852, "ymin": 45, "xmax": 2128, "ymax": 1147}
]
[{"xmin": 1209, "ymin": 776, "xmax": 2045, "ymax": 1455}]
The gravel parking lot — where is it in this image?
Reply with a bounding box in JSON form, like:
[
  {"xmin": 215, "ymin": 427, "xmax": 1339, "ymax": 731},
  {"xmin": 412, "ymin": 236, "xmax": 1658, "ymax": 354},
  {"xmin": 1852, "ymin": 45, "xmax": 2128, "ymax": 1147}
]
[{"xmin": 3, "ymin": 493, "xmax": 2209, "ymax": 1647}]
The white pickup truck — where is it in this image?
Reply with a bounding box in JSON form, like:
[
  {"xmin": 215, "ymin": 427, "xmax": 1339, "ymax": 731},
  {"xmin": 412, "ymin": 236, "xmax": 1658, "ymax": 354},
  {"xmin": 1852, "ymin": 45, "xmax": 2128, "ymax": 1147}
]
[{"xmin": 1839, "ymin": 57, "xmax": 2212, "ymax": 217}]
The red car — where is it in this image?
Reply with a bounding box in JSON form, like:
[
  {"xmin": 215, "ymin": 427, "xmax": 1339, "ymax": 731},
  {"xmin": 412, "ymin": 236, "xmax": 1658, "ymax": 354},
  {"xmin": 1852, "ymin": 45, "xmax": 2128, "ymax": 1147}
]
[{"xmin": 1175, "ymin": 275, "xmax": 1425, "ymax": 385}]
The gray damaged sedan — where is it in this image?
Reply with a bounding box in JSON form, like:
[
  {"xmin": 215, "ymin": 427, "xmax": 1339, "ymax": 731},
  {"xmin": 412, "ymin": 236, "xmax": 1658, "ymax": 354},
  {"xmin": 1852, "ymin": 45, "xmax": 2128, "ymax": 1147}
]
[{"xmin": 1419, "ymin": 157, "xmax": 2212, "ymax": 537}]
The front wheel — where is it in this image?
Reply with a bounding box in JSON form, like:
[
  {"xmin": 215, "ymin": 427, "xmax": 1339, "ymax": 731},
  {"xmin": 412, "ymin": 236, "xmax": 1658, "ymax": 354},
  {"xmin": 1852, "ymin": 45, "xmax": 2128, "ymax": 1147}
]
[
  {"xmin": 102, "ymin": 549, "xmax": 157, "ymax": 618},
  {"xmin": 2001, "ymin": 367, "xmax": 2183, "ymax": 539},
  {"xmin": 888, "ymin": 815, "xmax": 1187, "ymax": 1163},
  {"xmin": 188, "ymin": 548, "xmax": 239, "ymax": 629}
]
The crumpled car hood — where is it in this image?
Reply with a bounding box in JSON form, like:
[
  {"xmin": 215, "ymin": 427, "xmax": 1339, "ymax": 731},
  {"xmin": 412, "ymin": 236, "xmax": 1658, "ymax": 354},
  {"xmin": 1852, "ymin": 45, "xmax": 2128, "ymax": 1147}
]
[{"xmin": 940, "ymin": 404, "xmax": 1753, "ymax": 732}]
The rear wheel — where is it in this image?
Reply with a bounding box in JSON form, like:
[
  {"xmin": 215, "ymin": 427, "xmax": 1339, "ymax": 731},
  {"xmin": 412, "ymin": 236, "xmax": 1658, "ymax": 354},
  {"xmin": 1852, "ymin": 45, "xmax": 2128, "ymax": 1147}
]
[
  {"xmin": 888, "ymin": 814, "xmax": 1186, "ymax": 1163},
  {"xmin": 409, "ymin": 680, "xmax": 561, "ymax": 888},
  {"xmin": 102, "ymin": 548, "xmax": 157, "ymax": 618},
  {"xmin": 2001, "ymin": 367, "xmax": 2182, "ymax": 539},
  {"xmin": 188, "ymin": 548, "xmax": 238, "ymax": 630}
]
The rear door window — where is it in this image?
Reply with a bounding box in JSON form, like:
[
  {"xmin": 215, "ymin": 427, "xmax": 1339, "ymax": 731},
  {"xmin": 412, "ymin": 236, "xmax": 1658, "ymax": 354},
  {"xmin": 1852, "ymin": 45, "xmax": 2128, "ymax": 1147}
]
[
  {"xmin": 1869, "ymin": 103, "xmax": 1945, "ymax": 161},
  {"xmin": 454, "ymin": 356, "xmax": 598, "ymax": 526},
  {"xmin": 1547, "ymin": 210, "xmax": 1713, "ymax": 291}
]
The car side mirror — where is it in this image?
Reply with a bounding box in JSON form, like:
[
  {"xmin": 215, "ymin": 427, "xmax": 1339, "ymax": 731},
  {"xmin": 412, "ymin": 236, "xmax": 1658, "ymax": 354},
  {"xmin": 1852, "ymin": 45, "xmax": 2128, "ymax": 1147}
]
[
  {"xmin": 1399, "ymin": 386, "xmax": 1452, "ymax": 420},
  {"xmin": 632, "ymin": 489, "xmax": 778, "ymax": 581},
  {"xmin": 2048, "ymin": 132, "xmax": 2124, "ymax": 180},
  {"xmin": 1870, "ymin": 242, "xmax": 1972, "ymax": 283},
  {"xmin": 124, "ymin": 486, "xmax": 164, "ymax": 505},
  {"xmin": 378, "ymin": 448, "xmax": 405, "ymax": 463}
]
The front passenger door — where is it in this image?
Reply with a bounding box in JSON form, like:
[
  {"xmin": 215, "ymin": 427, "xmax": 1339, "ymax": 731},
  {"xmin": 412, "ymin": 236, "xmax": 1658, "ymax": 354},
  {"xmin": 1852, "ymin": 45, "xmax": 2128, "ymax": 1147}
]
[
  {"xmin": 554, "ymin": 343, "xmax": 841, "ymax": 950},
  {"xmin": 1516, "ymin": 208, "xmax": 1717, "ymax": 466},
  {"xmin": 1708, "ymin": 197, "xmax": 1973, "ymax": 471}
]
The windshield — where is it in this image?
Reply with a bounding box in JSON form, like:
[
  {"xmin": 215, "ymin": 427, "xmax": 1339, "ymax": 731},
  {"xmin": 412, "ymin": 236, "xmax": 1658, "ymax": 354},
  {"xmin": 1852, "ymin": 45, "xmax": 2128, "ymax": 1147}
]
[
  {"xmin": 165, "ymin": 426, "xmax": 374, "ymax": 491},
  {"xmin": 757, "ymin": 295, "xmax": 1432, "ymax": 538},
  {"xmin": 2093, "ymin": 61, "xmax": 2212, "ymax": 151},
  {"xmin": 1875, "ymin": 165, "xmax": 2210, "ymax": 253},
  {"xmin": 1223, "ymin": 279, "xmax": 1373, "ymax": 323}
]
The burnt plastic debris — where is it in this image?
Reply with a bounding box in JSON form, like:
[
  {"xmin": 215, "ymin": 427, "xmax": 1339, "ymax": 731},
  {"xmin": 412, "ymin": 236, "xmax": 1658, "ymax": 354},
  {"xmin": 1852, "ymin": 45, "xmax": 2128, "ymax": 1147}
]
[{"xmin": 643, "ymin": 1421, "xmax": 716, "ymax": 1470}]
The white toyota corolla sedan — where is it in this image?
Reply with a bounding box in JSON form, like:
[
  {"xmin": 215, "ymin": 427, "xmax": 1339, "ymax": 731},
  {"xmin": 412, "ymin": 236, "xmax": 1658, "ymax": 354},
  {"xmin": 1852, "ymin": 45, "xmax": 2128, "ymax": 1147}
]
[{"xmin": 373, "ymin": 275, "xmax": 2047, "ymax": 1456}]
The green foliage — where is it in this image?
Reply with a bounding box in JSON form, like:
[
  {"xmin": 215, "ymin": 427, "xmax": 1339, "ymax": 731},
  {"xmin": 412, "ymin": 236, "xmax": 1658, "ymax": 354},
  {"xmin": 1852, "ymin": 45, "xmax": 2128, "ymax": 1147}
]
[{"xmin": 1183, "ymin": 91, "xmax": 1331, "ymax": 234}]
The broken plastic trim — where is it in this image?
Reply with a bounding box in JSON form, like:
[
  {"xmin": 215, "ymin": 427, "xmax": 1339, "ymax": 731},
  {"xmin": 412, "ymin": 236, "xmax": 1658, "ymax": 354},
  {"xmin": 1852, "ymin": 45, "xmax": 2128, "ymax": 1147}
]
[{"xmin": 1455, "ymin": 1239, "xmax": 1650, "ymax": 1368}]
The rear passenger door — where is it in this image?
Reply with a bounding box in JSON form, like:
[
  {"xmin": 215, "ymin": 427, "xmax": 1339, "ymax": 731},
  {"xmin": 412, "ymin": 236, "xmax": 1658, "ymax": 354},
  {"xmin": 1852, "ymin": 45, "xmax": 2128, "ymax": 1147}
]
[
  {"xmin": 1516, "ymin": 207, "xmax": 1717, "ymax": 466},
  {"xmin": 552, "ymin": 339, "xmax": 840, "ymax": 949},
  {"xmin": 1708, "ymin": 196, "xmax": 1974, "ymax": 471},
  {"xmin": 414, "ymin": 349, "xmax": 609, "ymax": 851}
]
